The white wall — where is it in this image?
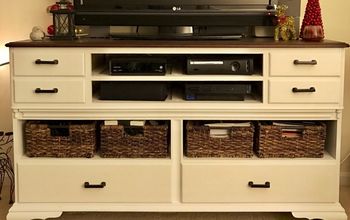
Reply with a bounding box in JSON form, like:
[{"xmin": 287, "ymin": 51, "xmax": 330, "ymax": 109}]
[
  {"xmin": 0, "ymin": 65, "xmax": 11, "ymax": 131},
  {"xmin": 0, "ymin": 0, "xmax": 350, "ymax": 169},
  {"xmin": 0, "ymin": 0, "xmax": 55, "ymax": 131},
  {"xmin": 309, "ymin": 0, "xmax": 350, "ymax": 171}
]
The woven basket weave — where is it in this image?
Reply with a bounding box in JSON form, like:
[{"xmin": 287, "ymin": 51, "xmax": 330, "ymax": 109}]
[
  {"xmin": 185, "ymin": 121, "xmax": 254, "ymax": 158},
  {"xmin": 254, "ymin": 122, "xmax": 326, "ymax": 158},
  {"xmin": 25, "ymin": 121, "xmax": 96, "ymax": 158},
  {"xmin": 100, "ymin": 124, "xmax": 169, "ymax": 158}
]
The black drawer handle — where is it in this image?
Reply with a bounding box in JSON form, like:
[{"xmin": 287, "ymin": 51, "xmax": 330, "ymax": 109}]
[
  {"xmin": 248, "ymin": 181, "xmax": 270, "ymax": 188},
  {"xmin": 84, "ymin": 182, "xmax": 106, "ymax": 189},
  {"xmin": 34, "ymin": 88, "xmax": 59, "ymax": 94},
  {"xmin": 35, "ymin": 59, "xmax": 59, "ymax": 65},
  {"xmin": 292, "ymin": 87, "xmax": 316, "ymax": 93},
  {"xmin": 293, "ymin": 60, "xmax": 317, "ymax": 65}
]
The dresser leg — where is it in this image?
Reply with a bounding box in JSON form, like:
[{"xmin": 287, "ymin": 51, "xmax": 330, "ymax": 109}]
[
  {"xmin": 292, "ymin": 211, "xmax": 348, "ymax": 220},
  {"xmin": 6, "ymin": 211, "xmax": 63, "ymax": 220}
]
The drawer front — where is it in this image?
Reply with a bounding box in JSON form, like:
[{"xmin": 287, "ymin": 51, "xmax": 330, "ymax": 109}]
[
  {"xmin": 18, "ymin": 163, "xmax": 172, "ymax": 203},
  {"xmin": 269, "ymin": 78, "xmax": 341, "ymax": 104},
  {"xmin": 14, "ymin": 78, "xmax": 85, "ymax": 103},
  {"xmin": 182, "ymin": 164, "xmax": 337, "ymax": 203},
  {"xmin": 13, "ymin": 49, "xmax": 84, "ymax": 76},
  {"xmin": 270, "ymin": 49, "xmax": 342, "ymax": 76}
]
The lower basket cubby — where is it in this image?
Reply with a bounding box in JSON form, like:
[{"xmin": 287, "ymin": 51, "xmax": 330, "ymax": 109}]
[
  {"xmin": 184, "ymin": 120, "xmax": 330, "ymax": 159},
  {"xmin": 24, "ymin": 120, "xmax": 171, "ymax": 158}
]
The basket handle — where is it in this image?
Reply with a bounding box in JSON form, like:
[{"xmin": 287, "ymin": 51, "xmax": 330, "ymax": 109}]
[
  {"xmin": 209, "ymin": 127, "xmax": 230, "ymax": 138},
  {"xmin": 48, "ymin": 124, "xmax": 70, "ymax": 137},
  {"xmin": 281, "ymin": 128, "xmax": 304, "ymax": 138},
  {"xmin": 124, "ymin": 126, "xmax": 144, "ymax": 137}
]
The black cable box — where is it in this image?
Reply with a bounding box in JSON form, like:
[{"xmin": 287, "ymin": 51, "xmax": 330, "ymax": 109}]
[
  {"xmin": 184, "ymin": 83, "xmax": 252, "ymax": 101},
  {"xmin": 109, "ymin": 57, "xmax": 167, "ymax": 75},
  {"xmin": 99, "ymin": 82, "xmax": 169, "ymax": 101}
]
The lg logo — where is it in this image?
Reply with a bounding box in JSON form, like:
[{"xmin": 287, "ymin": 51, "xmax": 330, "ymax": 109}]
[{"xmin": 172, "ymin": 6, "xmax": 182, "ymax": 11}]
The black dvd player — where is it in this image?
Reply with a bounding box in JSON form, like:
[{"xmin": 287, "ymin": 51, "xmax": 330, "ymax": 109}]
[
  {"xmin": 109, "ymin": 57, "xmax": 167, "ymax": 75},
  {"xmin": 184, "ymin": 83, "xmax": 252, "ymax": 101},
  {"xmin": 187, "ymin": 57, "xmax": 254, "ymax": 75}
]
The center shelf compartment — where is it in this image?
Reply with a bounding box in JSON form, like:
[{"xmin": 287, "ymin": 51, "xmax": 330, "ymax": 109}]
[
  {"xmin": 91, "ymin": 53, "xmax": 264, "ymax": 80},
  {"xmin": 92, "ymin": 81, "xmax": 263, "ymax": 103}
]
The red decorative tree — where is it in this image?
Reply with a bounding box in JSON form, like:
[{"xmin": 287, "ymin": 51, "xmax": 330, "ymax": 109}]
[{"xmin": 300, "ymin": 0, "xmax": 324, "ymax": 40}]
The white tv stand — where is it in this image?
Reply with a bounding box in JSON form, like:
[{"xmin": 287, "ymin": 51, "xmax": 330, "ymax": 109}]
[{"xmin": 6, "ymin": 39, "xmax": 349, "ymax": 220}]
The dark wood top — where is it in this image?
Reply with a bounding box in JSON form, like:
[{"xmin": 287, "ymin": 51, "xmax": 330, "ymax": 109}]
[{"xmin": 6, "ymin": 38, "xmax": 349, "ymax": 48}]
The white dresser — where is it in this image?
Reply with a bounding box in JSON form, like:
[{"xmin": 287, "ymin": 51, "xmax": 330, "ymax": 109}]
[{"xmin": 6, "ymin": 39, "xmax": 349, "ymax": 220}]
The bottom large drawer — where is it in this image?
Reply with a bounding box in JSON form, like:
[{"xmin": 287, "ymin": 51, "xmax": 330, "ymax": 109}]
[
  {"xmin": 182, "ymin": 163, "xmax": 338, "ymax": 203},
  {"xmin": 18, "ymin": 163, "xmax": 172, "ymax": 203}
]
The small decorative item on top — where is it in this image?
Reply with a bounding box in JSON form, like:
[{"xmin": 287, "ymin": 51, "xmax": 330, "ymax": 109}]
[
  {"xmin": 274, "ymin": 4, "xmax": 298, "ymax": 41},
  {"xmin": 49, "ymin": 0, "xmax": 76, "ymax": 40},
  {"xmin": 300, "ymin": 0, "xmax": 324, "ymax": 41},
  {"xmin": 29, "ymin": 26, "xmax": 45, "ymax": 41}
]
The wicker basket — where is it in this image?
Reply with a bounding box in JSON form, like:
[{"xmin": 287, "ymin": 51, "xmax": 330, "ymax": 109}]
[
  {"xmin": 100, "ymin": 123, "xmax": 169, "ymax": 158},
  {"xmin": 254, "ymin": 122, "xmax": 326, "ymax": 158},
  {"xmin": 25, "ymin": 121, "xmax": 96, "ymax": 158},
  {"xmin": 185, "ymin": 121, "xmax": 254, "ymax": 158}
]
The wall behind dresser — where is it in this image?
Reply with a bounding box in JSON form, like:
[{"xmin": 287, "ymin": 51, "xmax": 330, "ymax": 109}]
[
  {"xmin": 1, "ymin": 0, "xmax": 350, "ymax": 172},
  {"xmin": 0, "ymin": 0, "xmax": 55, "ymax": 132},
  {"xmin": 311, "ymin": 0, "xmax": 350, "ymax": 173}
]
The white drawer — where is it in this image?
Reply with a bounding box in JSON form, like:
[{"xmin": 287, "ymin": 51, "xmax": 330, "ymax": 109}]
[
  {"xmin": 269, "ymin": 78, "xmax": 341, "ymax": 104},
  {"xmin": 182, "ymin": 164, "xmax": 337, "ymax": 203},
  {"xmin": 13, "ymin": 49, "xmax": 84, "ymax": 76},
  {"xmin": 18, "ymin": 163, "xmax": 172, "ymax": 203},
  {"xmin": 14, "ymin": 77, "xmax": 85, "ymax": 103},
  {"xmin": 270, "ymin": 49, "xmax": 342, "ymax": 76}
]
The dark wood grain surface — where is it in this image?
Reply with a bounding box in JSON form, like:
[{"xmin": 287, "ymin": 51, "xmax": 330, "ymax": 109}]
[{"xmin": 6, "ymin": 37, "xmax": 349, "ymax": 48}]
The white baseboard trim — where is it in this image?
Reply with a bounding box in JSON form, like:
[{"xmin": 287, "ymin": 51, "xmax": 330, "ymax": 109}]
[{"xmin": 340, "ymin": 171, "xmax": 350, "ymax": 186}]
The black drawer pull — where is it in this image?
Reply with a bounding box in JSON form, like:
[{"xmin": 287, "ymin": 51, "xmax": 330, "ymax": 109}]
[
  {"xmin": 293, "ymin": 60, "xmax": 317, "ymax": 65},
  {"xmin": 292, "ymin": 87, "xmax": 316, "ymax": 93},
  {"xmin": 84, "ymin": 182, "xmax": 106, "ymax": 189},
  {"xmin": 248, "ymin": 181, "xmax": 270, "ymax": 188},
  {"xmin": 35, "ymin": 88, "xmax": 59, "ymax": 94},
  {"xmin": 35, "ymin": 59, "xmax": 59, "ymax": 65}
]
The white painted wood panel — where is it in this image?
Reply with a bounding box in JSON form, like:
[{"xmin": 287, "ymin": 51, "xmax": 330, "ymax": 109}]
[
  {"xmin": 18, "ymin": 163, "xmax": 172, "ymax": 203},
  {"xmin": 270, "ymin": 49, "xmax": 342, "ymax": 76},
  {"xmin": 14, "ymin": 77, "xmax": 85, "ymax": 103},
  {"xmin": 269, "ymin": 78, "xmax": 341, "ymax": 104},
  {"xmin": 182, "ymin": 164, "xmax": 338, "ymax": 203},
  {"xmin": 13, "ymin": 49, "xmax": 84, "ymax": 76}
]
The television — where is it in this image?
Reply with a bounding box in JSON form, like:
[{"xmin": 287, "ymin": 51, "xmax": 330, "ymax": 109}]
[{"xmin": 73, "ymin": 0, "xmax": 278, "ymax": 27}]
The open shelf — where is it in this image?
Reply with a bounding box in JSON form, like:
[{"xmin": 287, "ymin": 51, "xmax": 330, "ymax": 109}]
[
  {"xmin": 182, "ymin": 120, "xmax": 337, "ymax": 161},
  {"xmin": 20, "ymin": 155, "xmax": 172, "ymax": 164},
  {"xmin": 91, "ymin": 53, "xmax": 264, "ymax": 81},
  {"xmin": 92, "ymin": 81, "xmax": 263, "ymax": 103},
  {"xmin": 92, "ymin": 93, "xmax": 263, "ymax": 104},
  {"xmin": 91, "ymin": 65, "xmax": 264, "ymax": 82},
  {"xmin": 182, "ymin": 151, "xmax": 336, "ymax": 164},
  {"xmin": 18, "ymin": 152, "xmax": 334, "ymax": 166}
]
